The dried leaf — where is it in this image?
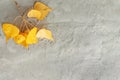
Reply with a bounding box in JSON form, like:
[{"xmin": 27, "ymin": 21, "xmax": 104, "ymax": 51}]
[
  {"xmin": 14, "ymin": 34, "xmax": 25, "ymax": 44},
  {"xmin": 20, "ymin": 33, "xmax": 29, "ymax": 48},
  {"xmin": 21, "ymin": 41, "xmax": 29, "ymax": 48},
  {"xmin": 13, "ymin": 32, "xmax": 29, "ymax": 48},
  {"xmin": 2, "ymin": 23, "xmax": 19, "ymax": 42},
  {"xmin": 27, "ymin": 2, "xmax": 52, "ymax": 20},
  {"xmin": 39, "ymin": 10, "xmax": 50, "ymax": 20},
  {"xmin": 36, "ymin": 28, "xmax": 54, "ymax": 41},
  {"xmin": 34, "ymin": 2, "xmax": 52, "ymax": 11},
  {"xmin": 26, "ymin": 27, "xmax": 38, "ymax": 44},
  {"xmin": 27, "ymin": 9, "xmax": 42, "ymax": 20}
]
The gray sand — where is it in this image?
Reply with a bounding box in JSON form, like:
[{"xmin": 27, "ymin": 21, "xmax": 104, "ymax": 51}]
[{"xmin": 0, "ymin": 0, "xmax": 120, "ymax": 80}]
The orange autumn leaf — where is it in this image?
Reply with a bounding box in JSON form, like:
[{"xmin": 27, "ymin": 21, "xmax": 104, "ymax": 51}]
[
  {"xmin": 13, "ymin": 33, "xmax": 29, "ymax": 48},
  {"xmin": 2, "ymin": 23, "xmax": 19, "ymax": 42},
  {"xmin": 20, "ymin": 33, "xmax": 29, "ymax": 48},
  {"xmin": 20, "ymin": 32, "xmax": 28, "ymax": 37},
  {"xmin": 14, "ymin": 32, "xmax": 29, "ymax": 48},
  {"xmin": 14, "ymin": 34, "xmax": 25, "ymax": 44},
  {"xmin": 21, "ymin": 41, "xmax": 29, "ymax": 48},
  {"xmin": 27, "ymin": 2, "xmax": 52, "ymax": 20},
  {"xmin": 36, "ymin": 28, "xmax": 54, "ymax": 41},
  {"xmin": 26, "ymin": 27, "xmax": 38, "ymax": 44}
]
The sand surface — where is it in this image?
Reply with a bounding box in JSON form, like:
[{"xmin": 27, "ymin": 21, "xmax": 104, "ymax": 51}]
[{"xmin": 0, "ymin": 0, "xmax": 120, "ymax": 80}]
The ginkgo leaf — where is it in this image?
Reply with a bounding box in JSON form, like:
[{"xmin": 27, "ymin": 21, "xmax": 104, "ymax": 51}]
[
  {"xmin": 39, "ymin": 10, "xmax": 50, "ymax": 20},
  {"xmin": 36, "ymin": 28, "xmax": 54, "ymax": 41},
  {"xmin": 14, "ymin": 34, "xmax": 25, "ymax": 44},
  {"xmin": 34, "ymin": 2, "xmax": 52, "ymax": 20},
  {"xmin": 27, "ymin": 2, "xmax": 52, "ymax": 20},
  {"xmin": 26, "ymin": 27, "xmax": 38, "ymax": 44},
  {"xmin": 21, "ymin": 41, "xmax": 29, "ymax": 48},
  {"xmin": 13, "ymin": 33, "xmax": 29, "ymax": 48},
  {"xmin": 2, "ymin": 23, "xmax": 19, "ymax": 42},
  {"xmin": 34, "ymin": 1, "xmax": 52, "ymax": 11},
  {"xmin": 20, "ymin": 33, "xmax": 29, "ymax": 48},
  {"xmin": 27, "ymin": 9, "xmax": 42, "ymax": 20}
]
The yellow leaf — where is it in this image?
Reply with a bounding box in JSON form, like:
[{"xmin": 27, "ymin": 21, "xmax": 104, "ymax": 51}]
[
  {"xmin": 27, "ymin": 9, "xmax": 42, "ymax": 20},
  {"xmin": 13, "ymin": 32, "xmax": 29, "ymax": 48},
  {"xmin": 14, "ymin": 34, "xmax": 25, "ymax": 44},
  {"xmin": 39, "ymin": 10, "xmax": 50, "ymax": 20},
  {"xmin": 34, "ymin": 2, "xmax": 52, "ymax": 11},
  {"xmin": 21, "ymin": 41, "xmax": 29, "ymax": 48},
  {"xmin": 36, "ymin": 28, "xmax": 54, "ymax": 41},
  {"xmin": 20, "ymin": 32, "xmax": 28, "ymax": 37},
  {"xmin": 27, "ymin": 2, "xmax": 52, "ymax": 20},
  {"xmin": 20, "ymin": 33, "xmax": 29, "ymax": 48},
  {"xmin": 2, "ymin": 23, "xmax": 19, "ymax": 42},
  {"xmin": 26, "ymin": 27, "xmax": 38, "ymax": 44}
]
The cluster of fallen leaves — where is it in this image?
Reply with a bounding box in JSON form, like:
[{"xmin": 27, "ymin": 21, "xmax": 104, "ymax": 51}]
[{"xmin": 2, "ymin": 1, "xmax": 54, "ymax": 48}]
